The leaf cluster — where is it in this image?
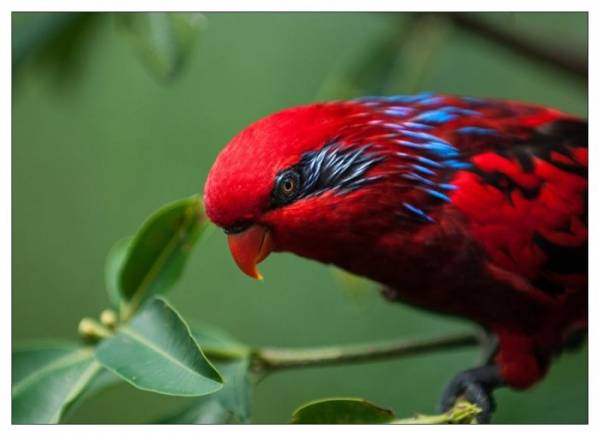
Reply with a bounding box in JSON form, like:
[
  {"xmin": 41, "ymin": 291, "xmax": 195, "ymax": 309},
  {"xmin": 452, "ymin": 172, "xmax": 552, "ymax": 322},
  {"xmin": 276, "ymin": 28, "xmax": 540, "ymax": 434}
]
[{"xmin": 12, "ymin": 195, "xmax": 252, "ymax": 424}]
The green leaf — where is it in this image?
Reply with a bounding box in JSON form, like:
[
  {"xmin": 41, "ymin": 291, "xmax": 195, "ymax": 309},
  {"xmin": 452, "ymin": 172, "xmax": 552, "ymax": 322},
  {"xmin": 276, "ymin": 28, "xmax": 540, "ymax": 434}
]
[
  {"xmin": 291, "ymin": 398, "xmax": 396, "ymax": 424},
  {"xmin": 12, "ymin": 342, "xmax": 101, "ymax": 424},
  {"xmin": 117, "ymin": 12, "xmax": 206, "ymax": 82},
  {"xmin": 119, "ymin": 194, "xmax": 208, "ymax": 317},
  {"xmin": 214, "ymin": 360, "xmax": 251, "ymax": 423},
  {"xmin": 191, "ymin": 321, "xmax": 250, "ymax": 359},
  {"xmin": 104, "ymin": 237, "xmax": 132, "ymax": 308},
  {"xmin": 157, "ymin": 359, "xmax": 251, "ymax": 424},
  {"xmin": 96, "ymin": 297, "xmax": 223, "ymax": 396}
]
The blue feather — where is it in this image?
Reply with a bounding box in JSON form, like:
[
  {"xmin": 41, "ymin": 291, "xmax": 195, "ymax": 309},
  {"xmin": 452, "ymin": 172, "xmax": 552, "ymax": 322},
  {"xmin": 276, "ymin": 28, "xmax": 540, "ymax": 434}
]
[
  {"xmin": 424, "ymin": 142, "xmax": 459, "ymax": 158},
  {"xmin": 423, "ymin": 188, "xmax": 450, "ymax": 202},
  {"xmin": 412, "ymin": 164, "xmax": 436, "ymax": 176},
  {"xmin": 357, "ymin": 92, "xmax": 434, "ymax": 105},
  {"xmin": 438, "ymin": 183, "xmax": 458, "ymax": 190},
  {"xmin": 403, "ymin": 172, "xmax": 435, "ymax": 186},
  {"xmin": 403, "ymin": 122, "xmax": 433, "ymax": 130},
  {"xmin": 402, "ymin": 202, "xmax": 433, "ymax": 222},
  {"xmin": 401, "ymin": 130, "xmax": 451, "ymax": 145},
  {"xmin": 415, "ymin": 96, "xmax": 445, "ymax": 106},
  {"xmin": 415, "ymin": 156, "xmax": 443, "ymax": 168},
  {"xmin": 456, "ymin": 126, "xmax": 496, "ymax": 135},
  {"xmin": 383, "ymin": 108, "xmax": 413, "ymax": 117},
  {"xmin": 443, "ymin": 160, "xmax": 472, "ymax": 169},
  {"xmin": 414, "ymin": 110, "xmax": 458, "ymax": 124},
  {"xmin": 413, "ymin": 106, "xmax": 480, "ymax": 124}
]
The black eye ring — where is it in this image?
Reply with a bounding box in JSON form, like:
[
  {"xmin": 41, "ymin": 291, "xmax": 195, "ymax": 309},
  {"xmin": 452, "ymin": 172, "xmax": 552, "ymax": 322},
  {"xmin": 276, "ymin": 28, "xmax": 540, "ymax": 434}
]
[{"xmin": 271, "ymin": 169, "xmax": 301, "ymax": 206}]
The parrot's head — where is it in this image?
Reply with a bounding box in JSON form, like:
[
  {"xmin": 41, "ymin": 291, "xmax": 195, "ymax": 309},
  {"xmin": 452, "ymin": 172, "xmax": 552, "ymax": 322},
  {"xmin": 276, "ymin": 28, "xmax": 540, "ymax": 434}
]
[{"xmin": 204, "ymin": 101, "xmax": 403, "ymax": 280}]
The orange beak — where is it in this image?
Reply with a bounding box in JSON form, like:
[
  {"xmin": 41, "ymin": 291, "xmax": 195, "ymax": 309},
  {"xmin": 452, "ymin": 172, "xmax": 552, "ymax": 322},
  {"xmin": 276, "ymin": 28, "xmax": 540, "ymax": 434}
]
[{"xmin": 226, "ymin": 224, "xmax": 273, "ymax": 280}]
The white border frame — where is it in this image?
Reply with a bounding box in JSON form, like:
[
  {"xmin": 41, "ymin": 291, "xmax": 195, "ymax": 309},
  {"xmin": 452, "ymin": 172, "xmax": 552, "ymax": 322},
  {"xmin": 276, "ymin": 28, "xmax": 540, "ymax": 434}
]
[{"xmin": 3, "ymin": 1, "xmax": 595, "ymax": 434}]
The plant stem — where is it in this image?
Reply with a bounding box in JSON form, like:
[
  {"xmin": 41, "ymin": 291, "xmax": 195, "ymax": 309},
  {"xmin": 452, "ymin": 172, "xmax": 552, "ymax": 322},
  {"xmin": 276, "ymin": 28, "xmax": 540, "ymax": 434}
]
[{"xmin": 252, "ymin": 332, "xmax": 481, "ymax": 372}]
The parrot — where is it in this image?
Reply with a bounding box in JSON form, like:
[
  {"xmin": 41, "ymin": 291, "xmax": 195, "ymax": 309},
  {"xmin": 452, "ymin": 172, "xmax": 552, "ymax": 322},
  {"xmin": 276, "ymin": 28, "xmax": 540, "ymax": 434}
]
[{"xmin": 203, "ymin": 93, "xmax": 588, "ymax": 422}]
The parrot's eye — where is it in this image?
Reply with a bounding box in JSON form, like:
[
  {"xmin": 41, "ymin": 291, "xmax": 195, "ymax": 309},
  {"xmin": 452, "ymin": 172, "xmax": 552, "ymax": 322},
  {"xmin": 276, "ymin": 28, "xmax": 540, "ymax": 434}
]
[
  {"xmin": 272, "ymin": 169, "xmax": 301, "ymax": 206},
  {"xmin": 281, "ymin": 177, "xmax": 296, "ymax": 194}
]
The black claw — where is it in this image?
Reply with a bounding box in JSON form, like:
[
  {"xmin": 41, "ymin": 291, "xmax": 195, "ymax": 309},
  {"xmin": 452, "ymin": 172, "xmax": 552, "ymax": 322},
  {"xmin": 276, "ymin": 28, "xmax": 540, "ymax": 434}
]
[
  {"xmin": 463, "ymin": 384, "xmax": 494, "ymax": 423},
  {"xmin": 439, "ymin": 365, "xmax": 503, "ymax": 424}
]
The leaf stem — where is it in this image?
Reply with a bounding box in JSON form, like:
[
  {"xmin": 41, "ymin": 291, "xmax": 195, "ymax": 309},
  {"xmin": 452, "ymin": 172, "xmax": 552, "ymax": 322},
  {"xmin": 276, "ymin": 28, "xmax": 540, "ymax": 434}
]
[{"xmin": 252, "ymin": 332, "xmax": 481, "ymax": 372}]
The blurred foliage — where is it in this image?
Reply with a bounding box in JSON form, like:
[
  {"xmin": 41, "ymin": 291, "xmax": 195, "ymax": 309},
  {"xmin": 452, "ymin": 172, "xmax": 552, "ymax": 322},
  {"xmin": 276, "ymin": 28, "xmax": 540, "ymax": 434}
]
[
  {"xmin": 12, "ymin": 12, "xmax": 206, "ymax": 85},
  {"xmin": 12, "ymin": 12, "xmax": 587, "ymax": 424},
  {"xmin": 12, "ymin": 13, "xmax": 103, "ymax": 85},
  {"xmin": 318, "ymin": 13, "xmax": 454, "ymax": 99},
  {"xmin": 116, "ymin": 13, "xmax": 207, "ymax": 82}
]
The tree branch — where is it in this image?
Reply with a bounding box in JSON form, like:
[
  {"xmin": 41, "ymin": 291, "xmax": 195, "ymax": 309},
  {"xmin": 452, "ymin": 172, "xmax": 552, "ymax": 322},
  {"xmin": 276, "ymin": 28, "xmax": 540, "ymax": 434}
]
[
  {"xmin": 442, "ymin": 12, "xmax": 587, "ymax": 80},
  {"xmin": 252, "ymin": 332, "xmax": 481, "ymax": 372}
]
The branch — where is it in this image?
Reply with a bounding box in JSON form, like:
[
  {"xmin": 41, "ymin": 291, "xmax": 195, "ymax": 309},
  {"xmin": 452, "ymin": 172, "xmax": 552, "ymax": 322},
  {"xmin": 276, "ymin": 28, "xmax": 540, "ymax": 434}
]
[
  {"xmin": 252, "ymin": 332, "xmax": 481, "ymax": 372},
  {"xmin": 443, "ymin": 12, "xmax": 587, "ymax": 80}
]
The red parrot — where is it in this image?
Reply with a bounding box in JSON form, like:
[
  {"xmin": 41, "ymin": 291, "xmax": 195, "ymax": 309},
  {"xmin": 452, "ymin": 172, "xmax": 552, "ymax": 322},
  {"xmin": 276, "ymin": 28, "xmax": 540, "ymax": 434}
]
[{"xmin": 203, "ymin": 93, "xmax": 588, "ymax": 422}]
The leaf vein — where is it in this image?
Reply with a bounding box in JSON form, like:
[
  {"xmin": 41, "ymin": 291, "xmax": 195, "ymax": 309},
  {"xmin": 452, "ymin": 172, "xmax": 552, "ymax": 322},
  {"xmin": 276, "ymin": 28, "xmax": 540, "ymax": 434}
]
[
  {"xmin": 48, "ymin": 360, "xmax": 101, "ymax": 423},
  {"xmin": 120, "ymin": 326, "xmax": 211, "ymax": 380}
]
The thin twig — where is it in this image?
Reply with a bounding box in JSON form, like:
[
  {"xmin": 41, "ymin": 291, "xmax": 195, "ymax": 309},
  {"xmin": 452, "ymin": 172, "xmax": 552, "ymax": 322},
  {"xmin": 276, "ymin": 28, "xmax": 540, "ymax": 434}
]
[
  {"xmin": 443, "ymin": 12, "xmax": 587, "ymax": 80},
  {"xmin": 252, "ymin": 332, "xmax": 481, "ymax": 372}
]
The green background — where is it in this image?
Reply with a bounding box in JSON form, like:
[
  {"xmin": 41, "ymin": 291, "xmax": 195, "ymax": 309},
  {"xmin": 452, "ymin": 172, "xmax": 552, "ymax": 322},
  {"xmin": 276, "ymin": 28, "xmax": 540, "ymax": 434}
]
[{"xmin": 12, "ymin": 12, "xmax": 588, "ymax": 423}]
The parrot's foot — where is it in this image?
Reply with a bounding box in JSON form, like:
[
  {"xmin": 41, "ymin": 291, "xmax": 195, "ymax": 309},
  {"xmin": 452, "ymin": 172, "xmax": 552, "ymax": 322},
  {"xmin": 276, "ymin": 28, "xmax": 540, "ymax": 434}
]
[{"xmin": 439, "ymin": 365, "xmax": 503, "ymax": 424}]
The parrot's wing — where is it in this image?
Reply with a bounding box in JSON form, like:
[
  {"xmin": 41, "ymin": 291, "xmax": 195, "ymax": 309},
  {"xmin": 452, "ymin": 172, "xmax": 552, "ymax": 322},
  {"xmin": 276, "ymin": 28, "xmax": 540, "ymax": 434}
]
[{"xmin": 353, "ymin": 94, "xmax": 587, "ymax": 298}]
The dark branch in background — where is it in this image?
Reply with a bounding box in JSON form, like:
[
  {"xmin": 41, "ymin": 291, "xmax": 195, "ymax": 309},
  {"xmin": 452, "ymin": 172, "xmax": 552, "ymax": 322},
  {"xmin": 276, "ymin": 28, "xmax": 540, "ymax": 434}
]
[{"xmin": 440, "ymin": 13, "xmax": 587, "ymax": 81}]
